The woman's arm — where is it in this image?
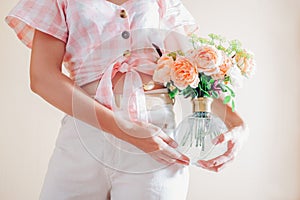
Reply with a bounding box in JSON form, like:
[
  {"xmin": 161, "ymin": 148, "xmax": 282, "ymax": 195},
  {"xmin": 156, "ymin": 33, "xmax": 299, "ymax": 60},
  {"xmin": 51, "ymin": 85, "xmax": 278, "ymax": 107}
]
[
  {"xmin": 196, "ymin": 98, "xmax": 249, "ymax": 172},
  {"xmin": 211, "ymin": 98, "xmax": 245, "ymax": 130},
  {"xmin": 30, "ymin": 29, "xmax": 119, "ymax": 135},
  {"xmin": 30, "ymin": 29, "xmax": 190, "ymax": 166}
]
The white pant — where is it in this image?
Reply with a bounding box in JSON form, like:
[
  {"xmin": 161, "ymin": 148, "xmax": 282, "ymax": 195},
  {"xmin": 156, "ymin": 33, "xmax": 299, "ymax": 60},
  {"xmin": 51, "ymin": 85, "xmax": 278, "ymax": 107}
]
[{"xmin": 39, "ymin": 95, "xmax": 189, "ymax": 200}]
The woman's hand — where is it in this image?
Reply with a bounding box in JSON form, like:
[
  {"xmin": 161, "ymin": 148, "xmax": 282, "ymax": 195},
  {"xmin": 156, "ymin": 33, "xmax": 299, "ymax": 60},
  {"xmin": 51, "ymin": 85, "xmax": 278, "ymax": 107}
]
[
  {"xmin": 196, "ymin": 124, "xmax": 249, "ymax": 172},
  {"xmin": 114, "ymin": 115, "xmax": 190, "ymax": 166},
  {"xmin": 195, "ymin": 99, "xmax": 249, "ymax": 172}
]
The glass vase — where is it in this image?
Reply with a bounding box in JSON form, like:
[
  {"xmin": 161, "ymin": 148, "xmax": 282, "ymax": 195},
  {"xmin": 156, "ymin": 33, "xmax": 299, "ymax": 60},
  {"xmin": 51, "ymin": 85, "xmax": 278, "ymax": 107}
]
[{"xmin": 174, "ymin": 97, "xmax": 228, "ymax": 165}]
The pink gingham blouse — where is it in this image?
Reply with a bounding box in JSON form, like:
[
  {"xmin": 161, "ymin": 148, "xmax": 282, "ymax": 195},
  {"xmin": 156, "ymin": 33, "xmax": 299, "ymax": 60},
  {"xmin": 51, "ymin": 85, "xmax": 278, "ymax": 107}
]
[{"xmin": 5, "ymin": 0, "xmax": 199, "ymax": 122}]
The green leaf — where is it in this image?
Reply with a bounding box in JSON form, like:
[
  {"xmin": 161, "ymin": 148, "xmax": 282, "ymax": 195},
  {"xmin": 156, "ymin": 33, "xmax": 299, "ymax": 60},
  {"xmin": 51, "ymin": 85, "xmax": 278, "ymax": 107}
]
[
  {"xmin": 218, "ymin": 83, "xmax": 227, "ymax": 92},
  {"xmin": 207, "ymin": 83, "xmax": 212, "ymax": 90},
  {"xmin": 176, "ymin": 50, "xmax": 184, "ymax": 56},
  {"xmin": 200, "ymin": 88, "xmax": 210, "ymax": 97},
  {"xmin": 199, "ymin": 38, "xmax": 210, "ymax": 44},
  {"xmin": 217, "ymin": 45, "xmax": 226, "ymax": 51},
  {"xmin": 190, "ymin": 89, "xmax": 198, "ymax": 98},
  {"xmin": 169, "ymin": 93, "xmax": 175, "ymax": 99},
  {"xmin": 212, "ymin": 90, "xmax": 219, "ymax": 99},
  {"xmin": 200, "ymin": 75, "xmax": 207, "ymax": 83},
  {"xmin": 224, "ymin": 85, "xmax": 236, "ymax": 97},
  {"xmin": 231, "ymin": 100, "xmax": 235, "ymax": 112},
  {"xmin": 169, "ymin": 88, "xmax": 178, "ymax": 99},
  {"xmin": 167, "ymin": 52, "xmax": 177, "ymax": 61},
  {"xmin": 224, "ymin": 75, "xmax": 230, "ymax": 82},
  {"xmin": 193, "ymin": 89, "xmax": 198, "ymax": 97},
  {"xmin": 180, "ymin": 87, "xmax": 198, "ymax": 99},
  {"xmin": 223, "ymin": 95, "xmax": 231, "ymax": 104}
]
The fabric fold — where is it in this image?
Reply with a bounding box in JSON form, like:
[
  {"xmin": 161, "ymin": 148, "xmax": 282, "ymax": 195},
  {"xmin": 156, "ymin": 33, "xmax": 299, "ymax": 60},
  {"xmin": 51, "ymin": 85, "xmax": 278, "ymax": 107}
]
[{"xmin": 94, "ymin": 53, "xmax": 158, "ymax": 124}]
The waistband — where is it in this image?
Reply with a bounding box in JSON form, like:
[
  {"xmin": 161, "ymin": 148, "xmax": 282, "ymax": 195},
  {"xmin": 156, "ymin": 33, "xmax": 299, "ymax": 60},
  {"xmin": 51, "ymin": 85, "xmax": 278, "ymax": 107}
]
[{"xmin": 114, "ymin": 89, "xmax": 174, "ymax": 111}]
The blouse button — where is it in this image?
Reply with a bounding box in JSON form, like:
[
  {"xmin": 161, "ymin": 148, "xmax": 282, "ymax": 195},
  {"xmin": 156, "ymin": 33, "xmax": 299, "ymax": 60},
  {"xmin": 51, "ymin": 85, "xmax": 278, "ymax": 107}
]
[
  {"xmin": 120, "ymin": 9, "xmax": 127, "ymax": 18},
  {"xmin": 121, "ymin": 31, "xmax": 130, "ymax": 39}
]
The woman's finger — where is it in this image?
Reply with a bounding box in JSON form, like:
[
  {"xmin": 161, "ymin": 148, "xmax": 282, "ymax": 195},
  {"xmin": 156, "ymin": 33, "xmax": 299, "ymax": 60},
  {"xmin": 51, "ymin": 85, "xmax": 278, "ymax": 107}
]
[
  {"xmin": 158, "ymin": 132, "xmax": 178, "ymax": 148},
  {"xmin": 152, "ymin": 156, "xmax": 171, "ymax": 166},
  {"xmin": 150, "ymin": 150, "xmax": 176, "ymax": 165},
  {"xmin": 162, "ymin": 143, "xmax": 190, "ymax": 163},
  {"xmin": 157, "ymin": 153, "xmax": 177, "ymax": 164},
  {"xmin": 149, "ymin": 142, "xmax": 190, "ymax": 166},
  {"xmin": 157, "ymin": 152, "xmax": 189, "ymax": 166},
  {"xmin": 162, "ymin": 147, "xmax": 190, "ymax": 165},
  {"xmin": 212, "ymin": 125, "xmax": 249, "ymax": 145},
  {"xmin": 197, "ymin": 152, "xmax": 235, "ymax": 172},
  {"xmin": 197, "ymin": 161, "xmax": 229, "ymax": 172},
  {"xmin": 197, "ymin": 140, "xmax": 235, "ymax": 168},
  {"xmin": 212, "ymin": 130, "xmax": 234, "ymax": 145}
]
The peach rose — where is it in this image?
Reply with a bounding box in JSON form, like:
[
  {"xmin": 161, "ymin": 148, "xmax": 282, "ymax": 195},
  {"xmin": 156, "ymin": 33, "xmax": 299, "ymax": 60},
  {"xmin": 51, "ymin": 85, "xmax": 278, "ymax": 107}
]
[
  {"xmin": 212, "ymin": 52, "xmax": 233, "ymax": 80},
  {"xmin": 153, "ymin": 54, "xmax": 174, "ymax": 83},
  {"xmin": 188, "ymin": 45, "xmax": 222, "ymax": 76},
  {"xmin": 235, "ymin": 50, "xmax": 256, "ymax": 77},
  {"xmin": 170, "ymin": 56, "xmax": 199, "ymax": 90}
]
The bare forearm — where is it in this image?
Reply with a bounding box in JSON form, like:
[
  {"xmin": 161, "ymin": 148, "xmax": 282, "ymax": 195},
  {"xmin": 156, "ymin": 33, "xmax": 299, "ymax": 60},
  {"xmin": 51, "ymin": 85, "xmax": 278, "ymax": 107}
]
[
  {"xmin": 29, "ymin": 29, "xmax": 133, "ymax": 141},
  {"xmin": 31, "ymin": 72, "xmax": 129, "ymax": 141},
  {"xmin": 212, "ymin": 98, "xmax": 244, "ymax": 129}
]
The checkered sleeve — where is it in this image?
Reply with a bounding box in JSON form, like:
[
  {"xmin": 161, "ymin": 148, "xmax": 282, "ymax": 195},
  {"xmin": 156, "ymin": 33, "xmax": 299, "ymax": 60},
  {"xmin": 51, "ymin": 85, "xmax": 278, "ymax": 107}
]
[
  {"xmin": 159, "ymin": 0, "xmax": 200, "ymax": 36},
  {"xmin": 5, "ymin": 0, "xmax": 68, "ymax": 48}
]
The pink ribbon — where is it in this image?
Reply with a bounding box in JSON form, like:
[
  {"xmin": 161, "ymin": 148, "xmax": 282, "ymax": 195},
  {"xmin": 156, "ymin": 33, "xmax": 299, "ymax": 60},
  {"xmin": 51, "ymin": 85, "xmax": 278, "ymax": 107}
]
[{"xmin": 94, "ymin": 51, "xmax": 158, "ymax": 123}]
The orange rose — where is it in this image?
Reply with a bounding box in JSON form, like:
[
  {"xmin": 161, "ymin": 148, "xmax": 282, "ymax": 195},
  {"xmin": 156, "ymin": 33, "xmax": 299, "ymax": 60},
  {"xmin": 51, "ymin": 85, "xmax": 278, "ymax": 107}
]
[
  {"xmin": 189, "ymin": 45, "xmax": 222, "ymax": 76},
  {"xmin": 212, "ymin": 52, "xmax": 233, "ymax": 80},
  {"xmin": 235, "ymin": 50, "xmax": 256, "ymax": 77},
  {"xmin": 170, "ymin": 56, "xmax": 199, "ymax": 90},
  {"xmin": 153, "ymin": 54, "xmax": 174, "ymax": 83}
]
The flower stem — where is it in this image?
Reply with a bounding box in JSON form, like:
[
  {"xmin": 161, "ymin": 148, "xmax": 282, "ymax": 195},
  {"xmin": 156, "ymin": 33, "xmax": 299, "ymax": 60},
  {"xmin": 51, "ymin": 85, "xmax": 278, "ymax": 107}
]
[{"xmin": 198, "ymin": 73, "xmax": 202, "ymax": 98}]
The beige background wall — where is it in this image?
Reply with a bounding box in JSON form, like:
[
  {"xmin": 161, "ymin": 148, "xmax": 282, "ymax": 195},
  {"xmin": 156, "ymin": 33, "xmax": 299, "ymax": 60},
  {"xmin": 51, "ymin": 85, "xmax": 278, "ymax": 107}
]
[{"xmin": 1, "ymin": 0, "xmax": 299, "ymax": 199}]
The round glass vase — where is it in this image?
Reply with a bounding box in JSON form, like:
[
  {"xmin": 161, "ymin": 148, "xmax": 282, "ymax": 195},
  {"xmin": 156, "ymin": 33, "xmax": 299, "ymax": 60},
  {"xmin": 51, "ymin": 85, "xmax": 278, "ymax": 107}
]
[{"xmin": 174, "ymin": 97, "xmax": 228, "ymax": 165}]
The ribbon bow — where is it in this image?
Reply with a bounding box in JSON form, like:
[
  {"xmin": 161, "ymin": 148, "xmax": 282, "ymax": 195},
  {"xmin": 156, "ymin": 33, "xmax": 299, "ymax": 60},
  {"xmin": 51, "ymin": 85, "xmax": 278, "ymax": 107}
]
[{"xmin": 94, "ymin": 52, "xmax": 157, "ymax": 124}]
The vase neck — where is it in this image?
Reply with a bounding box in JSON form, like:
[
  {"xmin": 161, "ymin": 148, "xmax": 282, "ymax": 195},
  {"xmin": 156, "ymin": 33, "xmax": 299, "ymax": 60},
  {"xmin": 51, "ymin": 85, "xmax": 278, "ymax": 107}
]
[{"xmin": 192, "ymin": 97, "xmax": 213, "ymax": 113}]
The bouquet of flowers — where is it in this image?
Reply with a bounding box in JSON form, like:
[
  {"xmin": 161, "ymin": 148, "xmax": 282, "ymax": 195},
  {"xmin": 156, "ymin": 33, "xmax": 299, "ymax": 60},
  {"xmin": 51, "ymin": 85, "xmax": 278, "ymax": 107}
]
[{"xmin": 152, "ymin": 33, "xmax": 256, "ymax": 163}]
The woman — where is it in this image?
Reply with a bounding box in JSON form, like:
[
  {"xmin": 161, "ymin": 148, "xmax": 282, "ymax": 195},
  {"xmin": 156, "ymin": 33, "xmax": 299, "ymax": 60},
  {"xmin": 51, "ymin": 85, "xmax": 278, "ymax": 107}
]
[{"xmin": 5, "ymin": 0, "xmax": 247, "ymax": 199}]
